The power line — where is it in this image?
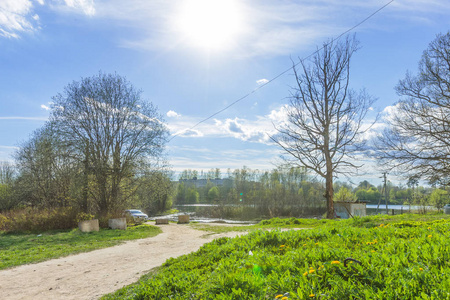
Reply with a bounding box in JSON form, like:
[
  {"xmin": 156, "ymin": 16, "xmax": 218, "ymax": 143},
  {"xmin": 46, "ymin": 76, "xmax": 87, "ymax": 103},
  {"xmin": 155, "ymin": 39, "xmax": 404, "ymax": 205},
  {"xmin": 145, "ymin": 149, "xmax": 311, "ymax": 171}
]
[{"xmin": 169, "ymin": 0, "xmax": 395, "ymax": 142}]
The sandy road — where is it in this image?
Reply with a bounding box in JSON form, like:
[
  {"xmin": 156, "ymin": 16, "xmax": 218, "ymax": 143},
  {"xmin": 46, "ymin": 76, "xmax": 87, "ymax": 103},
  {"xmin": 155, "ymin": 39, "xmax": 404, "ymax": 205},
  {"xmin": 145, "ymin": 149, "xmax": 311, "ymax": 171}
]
[{"xmin": 0, "ymin": 223, "xmax": 247, "ymax": 300}]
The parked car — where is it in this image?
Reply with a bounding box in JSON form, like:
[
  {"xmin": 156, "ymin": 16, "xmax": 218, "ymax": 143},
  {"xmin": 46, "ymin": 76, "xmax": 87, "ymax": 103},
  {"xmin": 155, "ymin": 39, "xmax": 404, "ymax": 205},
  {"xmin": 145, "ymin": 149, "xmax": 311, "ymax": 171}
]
[{"xmin": 124, "ymin": 209, "xmax": 148, "ymax": 222}]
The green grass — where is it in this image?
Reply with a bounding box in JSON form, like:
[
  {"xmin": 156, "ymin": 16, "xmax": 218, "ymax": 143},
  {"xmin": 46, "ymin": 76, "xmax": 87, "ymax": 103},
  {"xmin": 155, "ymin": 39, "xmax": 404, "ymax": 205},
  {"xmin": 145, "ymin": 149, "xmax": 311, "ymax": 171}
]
[
  {"xmin": 102, "ymin": 213, "xmax": 450, "ymax": 299},
  {"xmin": 0, "ymin": 224, "xmax": 161, "ymax": 270}
]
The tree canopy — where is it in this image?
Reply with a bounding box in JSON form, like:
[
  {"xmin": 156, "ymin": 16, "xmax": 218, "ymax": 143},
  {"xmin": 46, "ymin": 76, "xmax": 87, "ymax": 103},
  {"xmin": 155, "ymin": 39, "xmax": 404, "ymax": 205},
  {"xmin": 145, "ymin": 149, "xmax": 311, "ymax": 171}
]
[{"xmin": 376, "ymin": 32, "xmax": 450, "ymax": 185}]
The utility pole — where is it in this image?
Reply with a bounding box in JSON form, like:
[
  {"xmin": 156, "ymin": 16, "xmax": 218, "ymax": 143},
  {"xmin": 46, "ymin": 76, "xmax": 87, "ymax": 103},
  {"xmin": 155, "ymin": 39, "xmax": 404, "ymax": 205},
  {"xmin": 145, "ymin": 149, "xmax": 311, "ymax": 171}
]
[{"xmin": 383, "ymin": 172, "xmax": 388, "ymax": 215}]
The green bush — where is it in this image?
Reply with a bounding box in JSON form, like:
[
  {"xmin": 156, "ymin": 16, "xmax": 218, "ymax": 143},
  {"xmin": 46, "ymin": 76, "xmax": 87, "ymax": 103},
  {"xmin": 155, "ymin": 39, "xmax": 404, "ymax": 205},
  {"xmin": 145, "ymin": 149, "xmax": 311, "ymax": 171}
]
[
  {"xmin": 75, "ymin": 212, "xmax": 95, "ymax": 223},
  {"xmin": 0, "ymin": 207, "xmax": 79, "ymax": 232}
]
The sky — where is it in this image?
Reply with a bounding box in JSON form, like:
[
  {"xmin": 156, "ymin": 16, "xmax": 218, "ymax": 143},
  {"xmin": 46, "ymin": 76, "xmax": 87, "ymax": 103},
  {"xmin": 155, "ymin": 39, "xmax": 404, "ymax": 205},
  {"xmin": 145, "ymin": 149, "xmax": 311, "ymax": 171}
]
[{"xmin": 1, "ymin": 0, "xmax": 450, "ymax": 186}]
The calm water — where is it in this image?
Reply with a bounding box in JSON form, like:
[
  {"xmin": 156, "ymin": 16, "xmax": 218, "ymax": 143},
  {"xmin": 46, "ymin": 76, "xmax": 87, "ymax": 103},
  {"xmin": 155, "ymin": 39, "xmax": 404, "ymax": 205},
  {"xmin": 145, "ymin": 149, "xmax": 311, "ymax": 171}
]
[
  {"xmin": 366, "ymin": 204, "xmax": 435, "ymax": 211},
  {"xmin": 153, "ymin": 203, "xmax": 436, "ymax": 223},
  {"xmin": 154, "ymin": 204, "xmax": 256, "ymax": 224}
]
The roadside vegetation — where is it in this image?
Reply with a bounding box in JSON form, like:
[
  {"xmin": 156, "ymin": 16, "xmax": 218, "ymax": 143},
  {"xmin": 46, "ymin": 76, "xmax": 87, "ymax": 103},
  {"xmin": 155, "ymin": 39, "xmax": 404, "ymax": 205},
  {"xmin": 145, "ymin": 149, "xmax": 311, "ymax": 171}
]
[
  {"xmin": 103, "ymin": 213, "xmax": 450, "ymax": 299},
  {"xmin": 0, "ymin": 224, "xmax": 161, "ymax": 270}
]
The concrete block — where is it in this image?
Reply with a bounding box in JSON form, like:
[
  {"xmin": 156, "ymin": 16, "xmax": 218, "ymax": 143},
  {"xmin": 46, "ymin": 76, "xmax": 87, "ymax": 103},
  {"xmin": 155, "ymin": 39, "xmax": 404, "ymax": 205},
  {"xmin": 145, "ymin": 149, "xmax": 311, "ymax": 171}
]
[
  {"xmin": 108, "ymin": 218, "xmax": 127, "ymax": 230},
  {"xmin": 78, "ymin": 219, "xmax": 99, "ymax": 232},
  {"xmin": 155, "ymin": 218, "xmax": 169, "ymax": 225},
  {"xmin": 177, "ymin": 215, "xmax": 190, "ymax": 224}
]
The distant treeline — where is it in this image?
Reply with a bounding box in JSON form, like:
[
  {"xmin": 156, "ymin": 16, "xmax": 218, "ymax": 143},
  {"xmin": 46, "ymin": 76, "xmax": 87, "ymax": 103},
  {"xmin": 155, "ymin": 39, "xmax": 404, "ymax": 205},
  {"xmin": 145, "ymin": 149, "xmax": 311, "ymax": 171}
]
[{"xmin": 174, "ymin": 167, "xmax": 450, "ymax": 219}]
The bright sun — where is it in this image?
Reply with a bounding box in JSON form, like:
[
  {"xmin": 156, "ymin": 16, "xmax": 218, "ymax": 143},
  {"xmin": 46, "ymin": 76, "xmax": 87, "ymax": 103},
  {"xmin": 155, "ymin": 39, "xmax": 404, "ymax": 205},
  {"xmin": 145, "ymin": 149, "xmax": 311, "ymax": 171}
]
[{"xmin": 175, "ymin": 0, "xmax": 242, "ymax": 50}]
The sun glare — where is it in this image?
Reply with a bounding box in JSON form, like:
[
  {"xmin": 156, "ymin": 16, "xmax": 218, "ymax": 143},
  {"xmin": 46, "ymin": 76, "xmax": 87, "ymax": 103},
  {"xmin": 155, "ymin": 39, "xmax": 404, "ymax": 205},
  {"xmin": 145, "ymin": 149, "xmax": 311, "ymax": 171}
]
[{"xmin": 175, "ymin": 0, "xmax": 243, "ymax": 50}]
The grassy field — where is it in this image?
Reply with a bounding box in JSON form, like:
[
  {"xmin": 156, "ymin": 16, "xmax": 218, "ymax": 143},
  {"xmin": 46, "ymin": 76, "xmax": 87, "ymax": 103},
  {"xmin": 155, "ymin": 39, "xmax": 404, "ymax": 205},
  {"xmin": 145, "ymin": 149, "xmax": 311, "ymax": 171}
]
[
  {"xmin": 102, "ymin": 213, "xmax": 450, "ymax": 299},
  {"xmin": 0, "ymin": 224, "xmax": 161, "ymax": 270}
]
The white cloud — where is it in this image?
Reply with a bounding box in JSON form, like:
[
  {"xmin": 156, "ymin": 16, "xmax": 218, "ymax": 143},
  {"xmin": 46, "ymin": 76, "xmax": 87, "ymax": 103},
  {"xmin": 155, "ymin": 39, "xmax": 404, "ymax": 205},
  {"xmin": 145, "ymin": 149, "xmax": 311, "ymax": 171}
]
[
  {"xmin": 0, "ymin": 0, "xmax": 95, "ymax": 38},
  {"xmin": 0, "ymin": 0, "xmax": 35, "ymax": 38},
  {"xmin": 256, "ymin": 78, "xmax": 269, "ymax": 85},
  {"xmin": 40, "ymin": 104, "xmax": 50, "ymax": 110},
  {"xmin": 59, "ymin": 0, "xmax": 95, "ymax": 16},
  {"xmin": 174, "ymin": 128, "xmax": 203, "ymax": 137},
  {"xmin": 214, "ymin": 117, "xmax": 274, "ymax": 143},
  {"xmin": 0, "ymin": 116, "xmax": 48, "ymax": 121},
  {"xmin": 167, "ymin": 110, "xmax": 181, "ymax": 118}
]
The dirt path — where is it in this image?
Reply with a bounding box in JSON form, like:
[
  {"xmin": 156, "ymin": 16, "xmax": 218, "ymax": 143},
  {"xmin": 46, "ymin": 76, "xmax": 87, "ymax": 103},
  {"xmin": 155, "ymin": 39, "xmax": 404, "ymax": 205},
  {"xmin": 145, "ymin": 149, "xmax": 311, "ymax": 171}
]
[{"xmin": 0, "ymin": 223, "xmax": 248, "ymax": 300}]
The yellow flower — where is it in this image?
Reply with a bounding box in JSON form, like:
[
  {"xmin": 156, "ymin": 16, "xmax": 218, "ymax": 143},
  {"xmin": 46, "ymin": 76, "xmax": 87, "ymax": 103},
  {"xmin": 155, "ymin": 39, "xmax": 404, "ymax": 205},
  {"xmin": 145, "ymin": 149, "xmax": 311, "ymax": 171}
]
[
  {"xmin": 275, "ymin": 295, "xmax": 283, "ymax": 299},
  {"xmin": 303, "ymin": 271, "xmax": 308, "ymax": 276},
  {"xmin": 309, "ymin": 294, "xmax": 315, "ymax": 297},
  {"xmin": 371, "ymin": 250, "xmax": 376, "ymax": 253},
  {"xmin": 331, "ymin": 260, "xmax": 340, "ymax": 265},
  {"xmin": 303, "ymin": 244, "xmax": 307, "ymax": 246},
  {"xmin": 280, "ymin": 245, "xmax": 285, "ymax": 248},
  {"xmin": 428, "ymin": 235, "xmax": 432, "ymax": 238},
  {"xmin": 309, "ymin": 266, "xmax": 314, "ymax": 269},
  {"xmin": 315, "ymin": 243, "xmax": 319, "ymax": 245},
  {"xmin": 419, "ymin": 268, "xmax": 423, "ymax": 271},
  {"xmin": 309, "ymin": 269, "xmax": 315, "ymax": 274},
  {"xmin": 282, "ymin": 297, "xmax": 288, "ymax": 300},
  {"xmin": 428, "ymin": 227, "xmax": 431, "ymax": 230}
]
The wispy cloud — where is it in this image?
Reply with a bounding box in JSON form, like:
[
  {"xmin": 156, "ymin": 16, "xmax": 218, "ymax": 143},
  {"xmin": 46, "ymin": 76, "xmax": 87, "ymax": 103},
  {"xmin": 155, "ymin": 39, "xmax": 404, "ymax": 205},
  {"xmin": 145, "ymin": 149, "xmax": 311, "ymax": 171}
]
[
  {"xmin": 0, "ymin": 116, "xmax": 48, "ymax": 121},
  {"xmin": 0, "ymin": 0, "xmax": 95, "ymax": 38},
  {"xmin": 0, "ymin": 145, "xmax": 20, "ymax": 150},
  {"xmin": 256, "ymin": 78, "xmax": 269, "ymax": 85},
  {"xmin": 0, "ymin": 0, "xmax": 35, "ymax": 38},
  {"xmin": 107, "ymin": 0, "xmax": 450, "ymax": 57},
  {"xmin": 169, "ymin": 145, "xmax": 281, "ymax": 173}
]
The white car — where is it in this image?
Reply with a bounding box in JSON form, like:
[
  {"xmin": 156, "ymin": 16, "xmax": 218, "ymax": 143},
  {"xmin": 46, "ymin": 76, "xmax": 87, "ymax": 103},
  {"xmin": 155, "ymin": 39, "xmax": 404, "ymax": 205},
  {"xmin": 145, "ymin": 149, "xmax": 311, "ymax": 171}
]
[{"xmin": 125, "ymin": 209, "xmax": 148, "ymax": 222}]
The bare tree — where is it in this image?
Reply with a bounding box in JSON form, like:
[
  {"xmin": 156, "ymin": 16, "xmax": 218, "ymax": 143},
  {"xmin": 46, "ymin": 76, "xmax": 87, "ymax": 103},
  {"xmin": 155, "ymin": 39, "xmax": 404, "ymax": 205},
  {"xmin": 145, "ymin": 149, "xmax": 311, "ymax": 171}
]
[
  {"xmin": 272, "ymin": 36, "xmax": 375, "ymax": 218},
  {"xmin": 51, "ymin": 73, "xmax": 169, "ymax": 215},
  {"xmin": 14, "ymin": 125, "xmax": 75, "ymax": 208},
  {"xmin": 376, "ymin": 32, "xmax": 450, "ymax": 185}
]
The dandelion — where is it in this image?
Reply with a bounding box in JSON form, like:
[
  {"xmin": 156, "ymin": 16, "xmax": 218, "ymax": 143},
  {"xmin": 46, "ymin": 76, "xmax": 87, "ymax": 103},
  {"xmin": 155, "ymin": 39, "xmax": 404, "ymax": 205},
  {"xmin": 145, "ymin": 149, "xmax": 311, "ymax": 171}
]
[
  {"xmin": 309, "ymin": 294, "xmax": 315, "ymax": 297},
  {"xmin": 275, "ymin": 295, "xmax": 283, "ymax": 299},
  {"xmin": 428, "ymin": 235, "xmax": 432, "ymax": 238},
  {"xmin": 419, "ymin": 268, "xmax": 423, "ymax": 271},
  {"xmin": 371, "ymin": 250, "xmax": 376, "ymax": 253},
  {"xmin": 303, "ymin": 271, "xmax": 308, "ymax": 276},
  {"xmin": 280, "ymin": 245, "xmax": 285, "ymax": 248},
  {"xmin": 282, "ymin": 297, "xmax": 288, "ymax": 300},
  {"xmin": 309, "ymin": 269, "xmax": 315, "ymax": 274},
  {"xmin": 331, "ymin": 261, "xmax": 340, "ymax": 265},
  {"xmin": 428, "ymin": 227, "xmax": 431, "ymax": 230},
  {"xmin": 315, "ymin": 243, "xmax": 319, "ymax": 245}
]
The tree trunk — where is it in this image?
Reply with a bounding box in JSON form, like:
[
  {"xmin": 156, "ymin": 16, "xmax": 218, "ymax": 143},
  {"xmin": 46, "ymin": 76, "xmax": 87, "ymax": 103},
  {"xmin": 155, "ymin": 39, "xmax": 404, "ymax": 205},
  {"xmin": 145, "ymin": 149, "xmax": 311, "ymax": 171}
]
[{"xmin": 325, "ymin": 169, "xmax": 334, "ymax": 219}]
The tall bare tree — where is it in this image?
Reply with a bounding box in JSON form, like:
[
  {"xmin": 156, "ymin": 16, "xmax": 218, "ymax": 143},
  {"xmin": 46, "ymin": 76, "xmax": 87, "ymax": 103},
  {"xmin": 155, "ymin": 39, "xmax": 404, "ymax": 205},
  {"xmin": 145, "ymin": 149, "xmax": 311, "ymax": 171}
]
[
  {"xmin": 272, "ymin": 36, "xmax": 375, "ymax": 218},
  {"xmin": 376, "ymin": 32, "xmax": 450, "ymax": 185},
  {"xmin": 14, "ymin": 125, "xmax": 75, "ymax": 208},
  {"xmin": 51, "ymin": 73, "xmax": 169, "ymax": 214}
]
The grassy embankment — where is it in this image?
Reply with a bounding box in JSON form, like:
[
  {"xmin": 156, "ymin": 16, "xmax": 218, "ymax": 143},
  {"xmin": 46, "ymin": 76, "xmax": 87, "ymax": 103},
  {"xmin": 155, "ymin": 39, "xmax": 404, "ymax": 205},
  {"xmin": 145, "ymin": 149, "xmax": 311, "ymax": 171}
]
[
  {"xmin": 0, "ymin": 224, "xmax": 161, "ymax": 270},
  {"xmin": 103, "ymin": 213, "xmax": 450, "ymax": 299}
]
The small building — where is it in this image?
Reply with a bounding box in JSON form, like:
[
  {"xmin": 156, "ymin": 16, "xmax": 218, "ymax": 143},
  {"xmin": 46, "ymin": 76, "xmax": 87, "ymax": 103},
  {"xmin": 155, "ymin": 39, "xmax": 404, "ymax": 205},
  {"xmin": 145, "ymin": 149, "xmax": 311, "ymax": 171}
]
[{"xmin": 334, "ymin": 202, "xmax": 366, "ymax": 219}]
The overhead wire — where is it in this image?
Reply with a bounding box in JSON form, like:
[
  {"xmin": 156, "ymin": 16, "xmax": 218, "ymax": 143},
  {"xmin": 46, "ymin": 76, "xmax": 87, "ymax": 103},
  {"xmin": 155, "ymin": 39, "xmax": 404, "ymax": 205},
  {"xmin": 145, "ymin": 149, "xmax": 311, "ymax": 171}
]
[{"xmin": 168, "ymin": 0, "xmax": 395, "ymax": 142}]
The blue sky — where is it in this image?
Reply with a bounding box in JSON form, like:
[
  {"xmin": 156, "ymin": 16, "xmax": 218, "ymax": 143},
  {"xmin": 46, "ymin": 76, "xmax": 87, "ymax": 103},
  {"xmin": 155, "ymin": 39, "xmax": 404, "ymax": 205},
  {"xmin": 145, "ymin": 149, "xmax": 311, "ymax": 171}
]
[{"xmin": 1, "ymin": 0, "xmax": 450, "ymax": 186}]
